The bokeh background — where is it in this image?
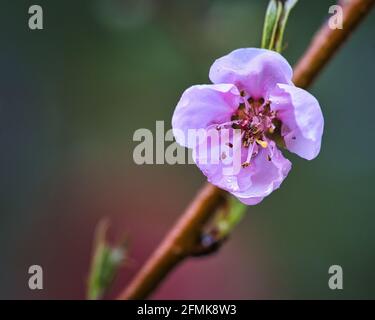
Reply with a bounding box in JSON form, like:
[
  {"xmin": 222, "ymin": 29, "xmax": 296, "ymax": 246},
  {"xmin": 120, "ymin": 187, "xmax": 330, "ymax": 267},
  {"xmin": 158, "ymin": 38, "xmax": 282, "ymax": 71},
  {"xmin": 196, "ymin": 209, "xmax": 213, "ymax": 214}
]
[{"xmin": 0, "ymin": 0, "xmax": 374, "ymax": 299}]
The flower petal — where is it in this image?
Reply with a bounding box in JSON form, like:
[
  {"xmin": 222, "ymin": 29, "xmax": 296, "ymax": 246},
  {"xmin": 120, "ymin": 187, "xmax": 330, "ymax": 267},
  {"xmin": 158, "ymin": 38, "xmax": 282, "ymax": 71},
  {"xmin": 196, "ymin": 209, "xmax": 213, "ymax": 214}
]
[
  {"xmin": 172, "ymin": 84, "xmax": 241, "ymax": 148},
  {"xmin": 232, "ymin": 141, "xmax": 292, "ymax": 204},
  {"xmin": 209, "ymin": 48, "xmax": 293, "ymax": 99},
  {"xmin": 192, "ymin": 131, "xmax": 292, "ymax": 205},
  {"xmin": 236, "ymin": 196, "xmax": 264, "ymax": 206},
  {"xmin": 269, "ymin": 84, "xmax": 324, "ymax": 160}
]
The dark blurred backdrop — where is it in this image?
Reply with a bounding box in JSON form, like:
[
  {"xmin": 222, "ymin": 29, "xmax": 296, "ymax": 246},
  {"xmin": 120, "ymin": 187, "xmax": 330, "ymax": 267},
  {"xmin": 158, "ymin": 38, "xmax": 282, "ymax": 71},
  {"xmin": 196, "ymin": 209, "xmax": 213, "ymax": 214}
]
[{"xmin": 0, "ymin": 0, "xmax": 374, "ymax": 299}]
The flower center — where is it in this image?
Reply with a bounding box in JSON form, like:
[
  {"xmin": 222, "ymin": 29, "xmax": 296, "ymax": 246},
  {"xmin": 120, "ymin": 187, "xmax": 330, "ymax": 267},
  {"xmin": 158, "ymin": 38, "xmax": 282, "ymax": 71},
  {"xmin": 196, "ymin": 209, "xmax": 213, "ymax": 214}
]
[{"xmin": 216, "ymin": 92, "xmax": 279, "ymax": 168}]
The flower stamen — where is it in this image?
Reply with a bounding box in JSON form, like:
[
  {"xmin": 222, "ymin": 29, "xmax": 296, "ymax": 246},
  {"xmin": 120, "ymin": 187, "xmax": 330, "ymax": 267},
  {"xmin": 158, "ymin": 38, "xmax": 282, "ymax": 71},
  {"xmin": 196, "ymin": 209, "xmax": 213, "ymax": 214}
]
[
  {"xmin": 242, "ymin": 141, "xmax": 256, "ymax": 168},
  {"xmin": 216, "ymin": 120, "xmax": 241, "ymax": 130},
  {"xmin": 230, "ymin": 96, "xmax": 278, "ymax": 160},
  {"xmin": 256, "ymin": 139, "xmax": 268, "ymax": 148}
]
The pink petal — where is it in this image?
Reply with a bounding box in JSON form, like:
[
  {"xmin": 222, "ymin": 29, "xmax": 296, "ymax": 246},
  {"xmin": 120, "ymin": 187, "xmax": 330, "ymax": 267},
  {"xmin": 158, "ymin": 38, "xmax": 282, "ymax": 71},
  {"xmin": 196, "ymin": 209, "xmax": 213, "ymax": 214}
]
[
  {"xmin": 172, "ymin": 84, "xmax": 241, "ymax": 148},
  {"xmin": 236, "ymin": 196, "xmax": 264, "ymax": 206},
  {"xmin": 232, "ymin": 141, "xmax": 292, "ymax": 204},
  {"xmin": 193, "ymin": 132, "xmax": 292, "ymax": 205},
  {"xmin": 209, "ymin": 48, "xmax": 293, "ymax": 99},
  {"xmin": 269, "ymin": 84, "xmax": 324, "ymax": 160}
]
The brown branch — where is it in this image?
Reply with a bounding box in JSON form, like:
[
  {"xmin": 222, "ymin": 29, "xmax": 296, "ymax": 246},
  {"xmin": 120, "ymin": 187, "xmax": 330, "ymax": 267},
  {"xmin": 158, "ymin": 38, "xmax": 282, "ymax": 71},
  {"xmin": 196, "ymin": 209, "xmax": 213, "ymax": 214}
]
[
  {"xmin": 118, "ymin": 0, "xmax": 374, "ymax": 300},
  {"xmin": 119, "ymin": 184, "xmax": 226, "ymax": 299},
  {"xmin": 293, "ymin": 0, "xmax": 375, "ymax": 88}
]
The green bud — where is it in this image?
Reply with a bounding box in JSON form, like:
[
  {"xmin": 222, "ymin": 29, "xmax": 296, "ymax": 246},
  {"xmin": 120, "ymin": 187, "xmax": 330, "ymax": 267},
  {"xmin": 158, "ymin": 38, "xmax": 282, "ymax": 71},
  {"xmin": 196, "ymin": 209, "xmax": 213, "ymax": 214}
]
[
  {"xmin": 261, "ymin": 0, "xmax": 298, "ymax": 52},
  {"xmin": 87, "ymin": 220, "xmax": 127, "ymax": 300}
]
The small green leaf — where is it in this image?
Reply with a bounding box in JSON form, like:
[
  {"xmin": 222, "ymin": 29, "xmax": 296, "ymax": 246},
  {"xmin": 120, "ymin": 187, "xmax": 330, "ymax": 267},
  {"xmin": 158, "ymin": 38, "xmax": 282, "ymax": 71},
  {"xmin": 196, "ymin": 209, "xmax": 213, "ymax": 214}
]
[
  {"xmin": 210, "ymin": 196, "xmax": 247, "ymax": 240},
  {"xmin": 261, "ymin": 0, "xmax": 299, "ymax": 52},
  {"xmin": 87, "ymin": 220, "xmax": 127, "ymax": 300},
  {"xmin": 261, "ymin": 0, "xmax": 283, "ymax": 50},
  {"xmin": 274, "ymin": 0, "xmax": 299, "ymax": 52}
]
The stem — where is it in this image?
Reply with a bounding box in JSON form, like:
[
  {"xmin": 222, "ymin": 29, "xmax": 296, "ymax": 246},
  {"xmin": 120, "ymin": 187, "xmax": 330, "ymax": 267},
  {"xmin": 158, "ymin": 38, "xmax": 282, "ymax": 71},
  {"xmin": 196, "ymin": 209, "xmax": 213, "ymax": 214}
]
[
  {"xmin": 119, "ymin": 184, "xmax": 226, "ymax": 299},
  {"xmin": 118, "ymin": 0, "xmax": 375, "ymax": 300}
]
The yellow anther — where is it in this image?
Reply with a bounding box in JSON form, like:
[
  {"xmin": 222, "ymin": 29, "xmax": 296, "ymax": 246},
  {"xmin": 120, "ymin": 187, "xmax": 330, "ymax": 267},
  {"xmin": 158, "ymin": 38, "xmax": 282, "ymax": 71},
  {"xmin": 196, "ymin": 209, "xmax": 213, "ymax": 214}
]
[{"xmin": 256, "ymin": 139, "xmax": 268, "ymax": 148}]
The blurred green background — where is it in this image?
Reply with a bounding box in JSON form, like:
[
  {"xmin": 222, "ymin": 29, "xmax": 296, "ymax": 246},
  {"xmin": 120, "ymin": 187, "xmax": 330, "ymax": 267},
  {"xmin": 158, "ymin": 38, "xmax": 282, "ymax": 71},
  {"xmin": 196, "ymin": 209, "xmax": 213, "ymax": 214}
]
[{"xmin": 0, "ymin": 0, "xmax": 374, "ymax": 299}]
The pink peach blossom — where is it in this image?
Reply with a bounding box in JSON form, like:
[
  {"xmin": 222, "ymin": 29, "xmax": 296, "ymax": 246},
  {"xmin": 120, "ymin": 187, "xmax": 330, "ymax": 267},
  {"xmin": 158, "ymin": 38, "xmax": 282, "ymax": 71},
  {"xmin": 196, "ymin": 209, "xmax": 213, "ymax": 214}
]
[{"xmin": 172, "ymin": 48, "xmax": 324, "ymax": 205}]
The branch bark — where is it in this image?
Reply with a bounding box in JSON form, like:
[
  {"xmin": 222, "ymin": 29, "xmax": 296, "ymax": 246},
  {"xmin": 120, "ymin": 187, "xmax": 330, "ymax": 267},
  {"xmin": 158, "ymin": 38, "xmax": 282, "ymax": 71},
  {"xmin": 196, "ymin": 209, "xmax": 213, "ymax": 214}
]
[
  {"xmin": 118, "ymin": 0, "xmax": 375, "ymax": 300},
  {"xmin": 293, "ymin": 0, "xmax": 374, "ymax": 88},
  {"xmin": 119, "ymin": 184, "xmax": 226, "ymax": 299}
]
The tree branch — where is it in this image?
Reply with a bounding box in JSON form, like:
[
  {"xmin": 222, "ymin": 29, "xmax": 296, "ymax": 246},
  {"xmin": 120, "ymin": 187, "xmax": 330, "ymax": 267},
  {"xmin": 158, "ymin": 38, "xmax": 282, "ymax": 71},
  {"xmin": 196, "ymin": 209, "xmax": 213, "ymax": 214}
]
[
  {"xmin": 119, "ymin": 184, "xmax": 226, "ymax": 299},
  {"xmin": 293, "ymin": 0, "xmax": 374, "ymax": 88},
  {"xmin": 118, "ymin": 0, "xmax": 374, "ymax": 300}
]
